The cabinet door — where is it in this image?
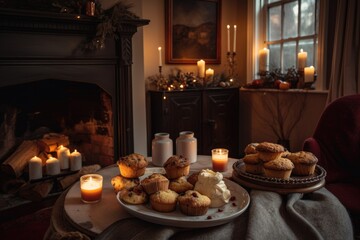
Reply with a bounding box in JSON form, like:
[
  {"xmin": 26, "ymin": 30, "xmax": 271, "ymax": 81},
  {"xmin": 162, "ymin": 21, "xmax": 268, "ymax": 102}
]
[
  {"xmin": 165, "ymin": 91, "xmax": 202, "ymax": 148},
  {"xmin": 202, "ymin": 89, "xmax": 239, "ymax": 157}
]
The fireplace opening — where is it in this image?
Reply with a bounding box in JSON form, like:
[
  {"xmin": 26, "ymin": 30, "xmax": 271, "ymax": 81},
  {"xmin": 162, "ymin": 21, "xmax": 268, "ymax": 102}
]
[{"xmin": 0, "ymin": 79, "xmax": 114, "ymax": 168}]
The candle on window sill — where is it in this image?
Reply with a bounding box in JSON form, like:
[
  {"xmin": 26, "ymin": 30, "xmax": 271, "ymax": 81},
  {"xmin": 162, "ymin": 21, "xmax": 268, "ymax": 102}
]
[
  {"xmin": 29, "ymin": 156, "xmax": 42, "ymax": 180},
  {"xmin": 80, "ymin": 174, "xmax": 103, "ymax": 203},
  {"xmin": 46, "ymin": 156, "xmax": 60, "ymax": 176},
  {"xmin": 304, "ymin": 66, "xmax": 315, "ymax": 83},
  {"xmin": 57, "ymin": 145, "xmax": 70, "ymax": 170},
  {"xmin": 259, "ymin": 48, "xmax": 269, "ymax": 72},
  {"xmin": 70, "ymin": 149, "xmax": 82, "ymax": 171},
  {"xmin": 211, "ymin": 148, "xmax": 229, "ymax": 172},
  {"xmin": 197, "ymin": 59, "xmax": 205, "ymax": 78},
  {"xmin": 298, "ymin": 49, "xmax": 307, "ymax": 70}
]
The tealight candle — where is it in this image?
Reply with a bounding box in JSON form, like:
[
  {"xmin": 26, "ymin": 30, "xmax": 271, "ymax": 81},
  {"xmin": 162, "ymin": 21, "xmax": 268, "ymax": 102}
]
[
  {"xmin": 46, "ymin": 156, "xmax": 60, "ymax": 176},
  {"xmin": 57, "ymin": 145, "xmax": 70, "ymax": 170},
  {"xmin": 29, "ymin": 156, "xmax": 43, "ymax": 180},
  {"xmin": 80, "ymin": 174, "xmax": 103, "ymax": 203},
  {"xmin": 211, "ymin": 148, "xmax": 229, "ymax": 172},
  {"xmin": 70, "ymin": 150, "xmax": 82, "ymax": 171}
]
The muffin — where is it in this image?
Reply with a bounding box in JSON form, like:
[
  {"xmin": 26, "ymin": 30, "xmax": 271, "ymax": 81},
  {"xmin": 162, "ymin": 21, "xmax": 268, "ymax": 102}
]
[
  {"xmin": 169, "ymin": 176, "xmax": 194, "ymax": 193},
  {"xmin": 111, "ymin": 175, "xmax": 139, "ymax": 193},
  {"xmin": 150, "ymin": 189, "xmax": 179, "ymax": 212},
  {"xmin": 242, "ymin": 153, "xmax": 263, "ymax": 175},
  {"xmin": 140, "ymin": 173, "xmax": 169, "ymax": 195},
  {"xmin": 244, "ymin": 143, "xmax": 259, "ymax": 155},
  {"xmin": 256, "ymin": 142, "xmax": 285, "ymax": 162},
  {"xmin": 118, "ymin": 153, "xmax": 148, "ymax": 178},
  {"xmin": 178, "ymin": 190, "xmax": 211, "ymax": 216},
  {"xmin": 286, "ymin": 151, "xmax": 318, "ymax": 176},
  {"xmin": 187, "ymin": 171, "xmax": 200, "ymax": 186},
  {"xmin": 163, "ymin": 155, "xmax": 190, "ymax": 179},
  {"xmin": 263, "ymin": 157, "xmax": 294, "ymax": 180},
  {"xmin": 120, "ymin": 185, "xmax": 148, "ymax": 205}
]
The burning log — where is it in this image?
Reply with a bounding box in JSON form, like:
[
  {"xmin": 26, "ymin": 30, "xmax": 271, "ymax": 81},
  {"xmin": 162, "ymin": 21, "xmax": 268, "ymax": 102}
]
[{"xmin": 41, "ymin": 133, "xmax": 70, "ymax": 152}]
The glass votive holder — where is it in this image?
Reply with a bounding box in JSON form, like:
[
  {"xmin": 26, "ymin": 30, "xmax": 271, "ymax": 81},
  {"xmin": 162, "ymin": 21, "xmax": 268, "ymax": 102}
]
[
  {"xmin": 211, "ymin": 148, "xmax": 229, "ymax": 172},
  {"xmin": 80, "ymin": 174, "xmax": 103, "ymax": 203}
]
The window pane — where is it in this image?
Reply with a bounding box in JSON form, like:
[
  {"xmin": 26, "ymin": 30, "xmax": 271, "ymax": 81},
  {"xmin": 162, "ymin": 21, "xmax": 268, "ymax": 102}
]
[
  {"xmin": 268, "ymin": 6, "xmax": 281, "ymax": 41},
  {"xmin": 300, "ymin": 0, "xmax": 316, "ymax": 36},
  {"xmin": 283, "ymin": 41, "xmax": 296, "ymax": 71},
  {"xmin": 299, "ymin": 39, "xmax": 314, "ymax": 67},
  {"xmin": 283, "ymin": 2, "xmax": 298, "ymax": 39},
  {"xmin": 269, "ymin": 44, "xmax": 281, "ymax": 70},
  {"xmin": 268, "ymin": 0, "xmax": 281, "ymax": 3}
]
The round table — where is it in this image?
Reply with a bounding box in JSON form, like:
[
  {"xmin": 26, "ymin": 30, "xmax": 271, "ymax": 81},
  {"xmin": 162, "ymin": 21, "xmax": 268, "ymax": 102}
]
[{"xmin": 61, "ymin": 156, "xmax": 238, "ymax": 237}]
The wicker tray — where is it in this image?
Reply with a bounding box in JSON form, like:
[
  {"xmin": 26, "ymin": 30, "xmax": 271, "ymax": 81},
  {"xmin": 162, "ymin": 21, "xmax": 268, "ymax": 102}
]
[{"xmin": 232, "ymin": 160, "xmax": 326, "ymax": 194}]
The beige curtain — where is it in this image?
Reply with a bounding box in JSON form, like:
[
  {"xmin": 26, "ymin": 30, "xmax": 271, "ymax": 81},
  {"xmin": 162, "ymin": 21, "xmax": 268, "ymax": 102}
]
[{"xmin": 327, "ymin": 0, "xmax": 360, "ymax": 103}]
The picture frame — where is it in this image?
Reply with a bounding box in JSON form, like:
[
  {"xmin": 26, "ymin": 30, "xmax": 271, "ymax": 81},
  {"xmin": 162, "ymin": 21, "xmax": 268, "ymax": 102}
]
[{"xmin": 165, "ymin": 0, "xmax": 221, "ymax": 64}]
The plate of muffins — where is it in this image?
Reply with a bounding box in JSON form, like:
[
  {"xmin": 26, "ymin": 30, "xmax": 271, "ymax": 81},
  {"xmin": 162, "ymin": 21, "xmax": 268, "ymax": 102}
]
[
  {"xmin": 113, "ymin": 154, "xmax": 250, "ymax": 228},
  {"xmin": 232, "ymin": 142, "xmax": 326, "ymax": 194}
]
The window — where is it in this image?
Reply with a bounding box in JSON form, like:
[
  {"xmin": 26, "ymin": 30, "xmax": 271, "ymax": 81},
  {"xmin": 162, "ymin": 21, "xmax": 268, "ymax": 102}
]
[{"xmin": 265, "ymin": 0, "xmax": 319, "ymax": 72}]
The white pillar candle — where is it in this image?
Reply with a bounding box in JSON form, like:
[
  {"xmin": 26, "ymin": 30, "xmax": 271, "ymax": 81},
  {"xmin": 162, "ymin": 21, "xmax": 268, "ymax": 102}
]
[
  {"xmin": 70, "ymin": 149, "xmax": 82, "ymax": 171},
  {"xmin": 298, "ymin": 49, "xmax": 307, "ymax": 70},
  {"xmin": 29, "ymin": 156, "xmax": 42, "ymax": 180},
  {"xmin": 158, "ymin": 47, "xmax": 162, "ymax": 67},
  {"xmin": 205, "ymin": 68, "xmax": 214, "ymax": 81},
  {"xmin": 197, "ymin": 59, "xmax": 205, "ymax": 78},
  {"xmin": 57, "ymin": 145, "xmax": 70, "ymax": 170},
  {"xmin": 46, "ymin": 157, "xmax": 60, "ymax": 175},
  {"xmin": 233, "ymin": 25, "xmax": 237, "ymax": 53},
  {"xmin": 227, "ymin": 25, "xmax": 230, "ymax": 53},
  {"xmin": 259, "ymin": 48, "xmax": 269, "ymax": 72},
  {"xmin": 304, "ymin": 66, "xmax": 315, "ymax": 82}
]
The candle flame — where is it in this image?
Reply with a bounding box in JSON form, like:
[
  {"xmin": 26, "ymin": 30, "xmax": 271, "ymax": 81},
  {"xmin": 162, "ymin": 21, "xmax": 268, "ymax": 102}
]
[
  {"xmin": 158, "ymin": 47, "xmax": 161, "ymax": 51},
  {"xmin": 227, "ymin": 25, "xmax": 230, "ymax": 29}
]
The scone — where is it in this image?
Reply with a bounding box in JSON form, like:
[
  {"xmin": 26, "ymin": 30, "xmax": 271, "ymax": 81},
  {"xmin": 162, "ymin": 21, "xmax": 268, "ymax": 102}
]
[
  {"xmin": 140, "ymin": 173, "xmax": 169, "ymax": 195},
  {"xmin": 119, "ymin": 185, "xmax": 148, "ymax": 204},
  {"xmin": 286, "ymin": 151, "xmax": 318, "ymax": 175},
  {"xmin": 178, "ymin": 190, "xmax": 211, "ymax": 216},
  {"xmin": 163, "ymin": 155, "xmax": 190, "ymax": 179},
  {"xmin": 256, "ymin": 142, "xmax": 285, "ymax": 162},
  {"xmin": 169, "ymin": 176, "xmax": 194, "ymax": 193},
  {"xmin": 150, "ymin": 189, "xmax": 179, "ymax": 212},
  {"xmin": 242, "ymin": 153, "xmax": 263, "ymax": 175},
  {"xmin": 263, "ymin": 157, "xmax": 294, "ymax": 180},
  {"xmin": 244, "ymin": 143, "xmax": 259, "ymax": 155},
  {"xmin": 117, "ymin": 153, "xmax": 148, "ymax": 178},
  {"xmin": 111, "ymin": 175, "xmax": 139, "ymax": 193},
  {"xmin": 187, "ymin": 171, "xmax": 200, "ymax": 186}
]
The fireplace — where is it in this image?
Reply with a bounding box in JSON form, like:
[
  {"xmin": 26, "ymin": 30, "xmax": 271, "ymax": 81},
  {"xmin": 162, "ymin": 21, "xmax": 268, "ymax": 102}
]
[{"xmin": 0, "ymin": 8, "xmax": 149, "ymax": 167}]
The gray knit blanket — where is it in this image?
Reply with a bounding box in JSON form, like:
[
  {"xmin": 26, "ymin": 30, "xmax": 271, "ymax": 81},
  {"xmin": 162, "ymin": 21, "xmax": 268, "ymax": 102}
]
[{"xmin": 96, "ymin": 187, "xmax": 353, "ymax": 240}]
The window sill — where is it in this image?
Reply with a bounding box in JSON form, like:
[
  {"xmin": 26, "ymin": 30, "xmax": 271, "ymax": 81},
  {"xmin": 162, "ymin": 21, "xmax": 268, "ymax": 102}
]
[{"xmin": 240, "ymin": 87, "xmax": 328, "ymax": 95}]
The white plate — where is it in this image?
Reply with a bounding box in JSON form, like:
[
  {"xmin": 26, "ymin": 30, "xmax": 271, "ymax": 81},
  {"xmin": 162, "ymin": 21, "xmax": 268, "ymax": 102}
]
[{"xmin": 116, "ymin": 168, "xmax": 250, "ymax": 228}]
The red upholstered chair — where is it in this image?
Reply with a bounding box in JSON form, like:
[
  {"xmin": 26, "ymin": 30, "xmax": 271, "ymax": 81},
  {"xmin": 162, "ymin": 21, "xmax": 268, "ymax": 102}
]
[{"xmin": 303, "ymin": 94, "xmax": 360, "ymax": 234}]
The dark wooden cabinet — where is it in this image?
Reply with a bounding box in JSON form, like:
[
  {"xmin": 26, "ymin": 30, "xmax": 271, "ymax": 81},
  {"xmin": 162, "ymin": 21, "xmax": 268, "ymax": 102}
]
[{"xmin": 148, "ymin": 88, "xmax": 239, "ymax": 158}]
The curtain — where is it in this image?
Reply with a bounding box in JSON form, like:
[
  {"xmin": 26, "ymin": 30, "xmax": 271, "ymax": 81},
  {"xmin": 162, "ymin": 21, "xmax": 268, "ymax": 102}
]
[{"xmin": 327, "ymin": 0, "xmax": 360, "ymax": 103}]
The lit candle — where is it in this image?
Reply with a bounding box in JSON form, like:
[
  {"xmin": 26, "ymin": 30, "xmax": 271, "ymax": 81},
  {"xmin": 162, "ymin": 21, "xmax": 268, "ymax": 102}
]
[
  {"xmin": 233, "ymin": 25, "xmax": 237, "ymax": 53},
  {"xmin": 158, "ymin": 47, "xmax": 162, "ymax": 67},
  {"xmin": 298, "ymin": 49, "xmax": 307, "ymax": 70},
  {"xmin": 197, "ymin": 59, "xmax": 205, "ymax": 78},
  {"xmin": 205, "ymin": 68, "xmax": 214, "ymax": 81},
  {"xmin": 304, "ymin": 66, "xmax": 315, "ymax": 82},
  {"xmin": 259, "ymin": 48, "xmax": 269, "ymax": 72},
  {"xmin": 57, "ymin": 145, "xmax": 70, "ymax": 170},
  {"xmin": 80, "ymin": 174, "xmax": 103, "ymax": 203},
  {"xmin": 46, "ymin": 156, "xmax": 60, "ymax": 176},
  {"xmin": 227, "ymin": 25, "xmax": 230, "ymax": 53},
  {"xmin": 70, "ymin": 150, "xmax": 82, "ymax": 171},
  {"xmin": 211, "ymin": 148, "xmax": 229, "ymax": 172},
  {"xmin": 29, "ymin": 156, "xmax": 42, "ymax": 180}
]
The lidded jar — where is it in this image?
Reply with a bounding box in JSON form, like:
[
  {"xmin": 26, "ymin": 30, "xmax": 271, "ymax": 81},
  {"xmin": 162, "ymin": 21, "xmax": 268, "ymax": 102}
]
[
  {"xmin": 176, "ymin": 131, "xmax": 197, "ymax": 163},
  {"xmin": 152, "ymin": 133, "xmax": 173, "ymax": 166}
]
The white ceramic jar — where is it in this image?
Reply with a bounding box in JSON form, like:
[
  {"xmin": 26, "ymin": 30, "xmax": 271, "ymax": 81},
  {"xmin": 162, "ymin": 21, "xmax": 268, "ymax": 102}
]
[
  {"xmin": 152, "ymin": 133, "xmax": 173, "ymax": 166},
  {"xmin": 176, "ymin": 131, "xmax": 197, "ymax": 163}
]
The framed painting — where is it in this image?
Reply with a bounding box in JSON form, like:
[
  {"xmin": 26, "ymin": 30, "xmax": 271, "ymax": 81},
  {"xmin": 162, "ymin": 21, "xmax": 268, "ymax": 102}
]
[{"xmin": 165, "ymin": 0, "xmax": 221, "ymax": 64}]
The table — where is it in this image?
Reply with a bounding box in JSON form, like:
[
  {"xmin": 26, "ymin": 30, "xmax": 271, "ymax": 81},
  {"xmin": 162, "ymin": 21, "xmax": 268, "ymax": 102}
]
[{"xmin": 45, "ymin": 156, "xmax": 354, "ymax": 240}]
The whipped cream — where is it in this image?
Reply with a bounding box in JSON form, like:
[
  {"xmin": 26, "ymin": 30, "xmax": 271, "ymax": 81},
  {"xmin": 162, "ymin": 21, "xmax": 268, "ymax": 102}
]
[{"xmin": 194, "ymin": 169, "xmax": 231, "ymax": 207}]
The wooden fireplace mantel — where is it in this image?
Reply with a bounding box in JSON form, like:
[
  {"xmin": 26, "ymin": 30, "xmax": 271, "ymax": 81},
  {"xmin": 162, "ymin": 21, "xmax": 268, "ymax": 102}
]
[{"xmin": 0, "ymin": 8, "xmax": 150, "ymax": 160}]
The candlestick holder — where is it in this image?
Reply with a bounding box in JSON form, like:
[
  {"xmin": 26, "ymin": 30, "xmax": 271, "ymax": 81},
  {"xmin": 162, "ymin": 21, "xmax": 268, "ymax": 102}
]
[
  {"xmin": 226, "ymin": 52, "xmax": 237, "ymax": 80},
  {"xmin": 158, "ymin": 66, "xmax": 162, "ymax": 75}
]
